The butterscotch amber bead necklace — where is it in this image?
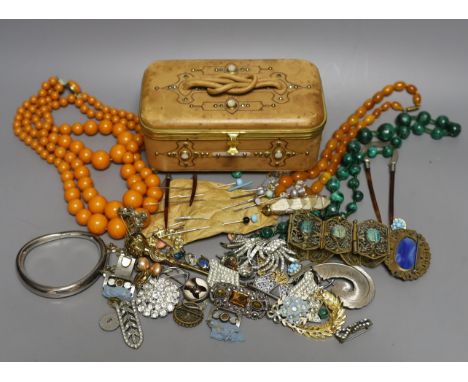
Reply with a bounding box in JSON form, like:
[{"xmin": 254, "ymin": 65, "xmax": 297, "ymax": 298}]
[
  {"xmin": 275, "ymin": 81, "xmax": 421, "ymax": 196},
  {"xmin": 13, "ymin": 77, "xmax": 164, "ymax": 239}
]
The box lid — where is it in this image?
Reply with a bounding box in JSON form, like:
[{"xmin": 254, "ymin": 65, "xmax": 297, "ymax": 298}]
[{"xmin": 139, "ymin": 59, "xmax": 326, "ymax": 139}]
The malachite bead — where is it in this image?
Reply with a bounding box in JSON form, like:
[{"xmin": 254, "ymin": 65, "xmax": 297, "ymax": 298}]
[
  {"xmin": 430, "ymin": 127, "xmax": 444, "ymax": 140},
  {"xmin": 231, "ymin": 171, "xmax": 242, "ymax": 178},
  {"xmin": 276, "ymin": 221, "xmax": 289, "ymax": 234},
  {"xmin": 411, "ymin": 122, "xmax": 425, "ymax": 136},
  {"xmin": 342, "ymin": 153, "xmax": 354, "ymax": 166},
  {"xmin": 330, "ymin": 191, "xmax": 344, "ymax": 203},
  {"xmin": 260, "ymin": 226, "xmax": 275, "ymax": 238},
  {"xmin": 347, "ymin": 177, "xmax": 360, "ymax": 190},
  {"xmin": 382, "ymin": 145, "xmax": 393, "ymax": 158},
  {"xmin": 447, "ymin": 122, "xmax": 461, "ymax": 137},
  {"xmin": 336, "ymin": 166, "xmax": 349, "ymax": 181},
  {"xmin": 326, "ymin": 177, "xmax": 340, "ymax": 193},
  {"xmin": 435, "ymin": 115, "xmax": 450, "ymax": 128},
  {"xmin": 396, "ymin": 112, "xmax": 412, "ymax": 127},
  {"xmin": 397, "ymin": 125, "xmax": 411, "ymax": 139},
  {"xmin": 347, "ymin": 140, "xmax": 361, "ymax": 153},
  {"xmin": 352, "ymin": 190, "xmax": 364, "ymax": 202},
  {"xmin": 346, "ymin": 202, "xmax": 358, "ymax": 214},
  {"xmin": 326, "ymin": 203, "xmax": 339, "ymax": 216},
  {"xmin": 367, "ymin": 146, "xmax": 379, "ymax": 158},
  {"xmin": 357, "ymin": 127, "xmax": 373, "ymax": 145},
  {"xmin": 377, "ymin": 123, "xmax": 395, "ymax": 142},
  {"xmin": 417, "ymin": 111, "xmax": 431, "ymax": 126},
  {"xmin": 318, "ymin": 306, "xmax": 329, "ymax": 320},
  {"xmin": 391, "ymin": 136, "xmax": 402, "ymax": 148},
  {"xmin": 354, "ymin": 152, "xmax": 365, "ymax": 163},
  {"xmin": 349, "ymin": 164, "xmax": 361, "ymax": 176}
]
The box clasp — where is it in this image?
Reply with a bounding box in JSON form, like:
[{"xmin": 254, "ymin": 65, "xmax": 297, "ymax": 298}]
[{"xmin": 226, "ymin": 133, "xmax": 240, "ymax": 155}]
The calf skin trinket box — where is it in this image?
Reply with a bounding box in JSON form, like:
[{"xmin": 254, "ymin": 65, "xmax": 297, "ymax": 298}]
[{"xmin": 139, "ymin": 59, "xmax": 326, "ymax": 172}]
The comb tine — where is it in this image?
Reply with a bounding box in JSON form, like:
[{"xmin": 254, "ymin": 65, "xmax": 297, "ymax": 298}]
[
  {"xmin": 163, "ymin": 174, "xmax": 172, "ymax": 229},
  {"xmin": 189, "ymin": 174, "xmax": 198, "ymax": 207}
]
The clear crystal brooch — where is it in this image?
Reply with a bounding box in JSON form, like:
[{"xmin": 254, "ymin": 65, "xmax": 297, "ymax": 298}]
[{"xmin": 135, "ymin": 276, "xmax": 180, "ymax": 319}]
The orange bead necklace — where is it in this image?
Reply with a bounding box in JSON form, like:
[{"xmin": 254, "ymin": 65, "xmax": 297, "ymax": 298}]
[
  {"xmin": 13, "ymin": 77, "xmax": 164, "ymax": 239},
  {"xmin": 275, "ymin": 81, "xmax": 421, "ymax": 196}
]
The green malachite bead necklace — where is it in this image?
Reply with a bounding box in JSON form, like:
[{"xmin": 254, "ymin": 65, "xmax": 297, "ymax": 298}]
[{"xmin": 320, "ymin": 110, "xmax": 461, "ymax": 220}]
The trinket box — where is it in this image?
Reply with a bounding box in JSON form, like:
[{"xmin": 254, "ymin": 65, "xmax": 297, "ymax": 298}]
[{"xmin": 139, "ymin": 59, "xmax": 326, "ymax": 172}]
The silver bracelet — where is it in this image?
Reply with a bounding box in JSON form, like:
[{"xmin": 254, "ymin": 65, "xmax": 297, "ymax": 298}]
[{"xmin": 16, "ymin": 231, "xmax": 108, "ymax": 298}]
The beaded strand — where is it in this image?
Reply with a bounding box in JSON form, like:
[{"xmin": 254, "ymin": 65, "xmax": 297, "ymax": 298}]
[
  {"xmin": 320, "ymin": 111, "xmax": 461, "ymax": 218},
  {"xmin": 275, "ymin": 81, "xmax": 422, "ymax": 196},
  {"xmin": 13, "ymin": 77, "xmax": 164, "ymax": 239}
]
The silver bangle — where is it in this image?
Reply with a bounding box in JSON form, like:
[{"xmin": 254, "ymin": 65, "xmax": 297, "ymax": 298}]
[{"xmin": 16, "ymin": 231, "xmax": 108, "ymax": 299}]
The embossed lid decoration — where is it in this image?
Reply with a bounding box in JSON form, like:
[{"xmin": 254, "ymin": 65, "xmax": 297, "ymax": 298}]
[{"xmin": 140, "ymin": 59, "xmax": 326, "ymax": 136}]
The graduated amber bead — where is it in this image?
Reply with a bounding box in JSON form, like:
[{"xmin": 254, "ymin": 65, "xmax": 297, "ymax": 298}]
[
  {"xmin": 83, "ymin": 120, "xmax": 98, "ymax": 136},
  {"xmin": 104, "ymin": 200, "xmax": 124, "ymax": 220},
  {"xmin": 120, "ymin": 164, "xmax": 136, "ymax": 179},
  {"xmin": 308, "ymin": 166, "xmax": 320, "ymax": 179},
  {"xmin": 308, "ymin": 181, "xmax": 324, "ymax": 194},
  {"xmin": 82, "ymin": 187, "xmax": 98, "ymax": 202},
  {"xmin": 319, "ymin": 172, "xmax": 332, "ymax": 185},
  {"xmin": 145, "ymin": 174, "xmax": 161, "ymax": 188},
  {"xmin": 91, "ymin": 150, "xmax": 110, "ymax": 170},
  {"xmin": 147, "ymin": 187, "xmax": 163, "ymax": 201},
  {"xmin": 88, "ymin": 195, "xmax": 107, "ymax": 214},
  {"xmin": 127, "ymin": 174, "xmax": 142, "ymax": 187},
  {"xmin": 317, "ymin": 158, "xmax": 329, "ymax": 171},
  {"xmin": 292, "ymin": 171, "xmax": 308, "ymax": 181},
  {"xmin": 77, "ymin": 177, "xmax": 93, "ymax": 191},
  {"xmin": 123, "ymin": 190, "xmax": 143, "ymax": 208},
  {"xmin": 275, "ymin": 185, "xmax": 286, "ymax": 196},
  {"xmin": 131, "ymin": 181, "xmax": 147, "ymax": 195},
  {"xmin": 87, "ymin": 214, "xmax": 107, "ymax": 235},
  {"xmin": 108, "ymin": 217, "xmax": 127, "ymax": 239},
  {"xmin": 67, "ymin": 199, "xmax": 84, "ymax": 215},
  {"xmin": 279, "ymin": 176, "xmax": 294, "ymax": 188},
  {"xmin": 99, "ymin": 120, "xmax": 113, "ymax": 135},
  {"xmin": 64, "ymin": 188, "xmax": 80, "ymax": 202},
  {"xmin": 110, "ymin": 144, "xmax": 126, "ymax": 163},
  {"xmin": 143, "ymin": 197, "xmax": 159, "ymax": 213},
  {"xmin": 76, "ymin": 209, "xmax": 92, "ymax": 226},
  {"xmin": 139, "ymin": 168, "xmax": 152, "ymax": 179}
]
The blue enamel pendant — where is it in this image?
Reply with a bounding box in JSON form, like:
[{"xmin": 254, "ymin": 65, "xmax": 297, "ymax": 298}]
[{"xmin": 384, "ymin": 229, "xmax": 431, "ymax": 281}]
